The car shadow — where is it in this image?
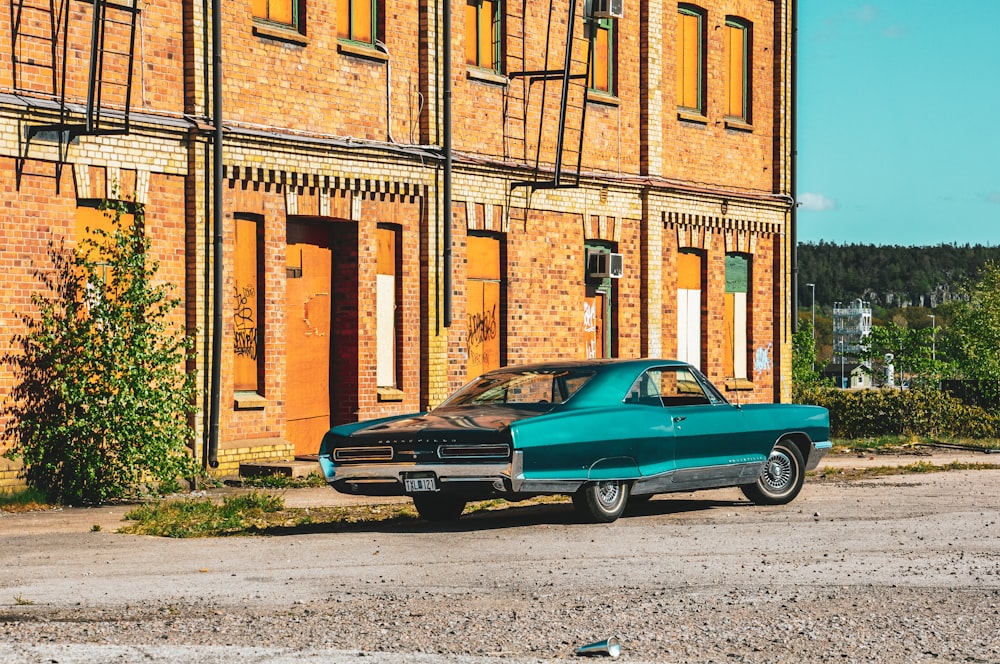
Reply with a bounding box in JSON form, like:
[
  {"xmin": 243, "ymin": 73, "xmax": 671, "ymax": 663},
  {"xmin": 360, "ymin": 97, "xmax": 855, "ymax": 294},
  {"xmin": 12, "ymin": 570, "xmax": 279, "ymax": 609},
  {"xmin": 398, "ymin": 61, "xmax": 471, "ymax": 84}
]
[{"xmin": 255, "ymin": 495, "xmax": 751, "ymax": 537}]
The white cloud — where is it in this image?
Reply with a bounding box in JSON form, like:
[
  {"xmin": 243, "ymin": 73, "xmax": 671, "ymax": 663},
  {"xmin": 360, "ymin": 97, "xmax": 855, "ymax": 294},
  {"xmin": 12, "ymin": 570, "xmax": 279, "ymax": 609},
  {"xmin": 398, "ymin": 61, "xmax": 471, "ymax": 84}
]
[
  {"xmin": 797, "ymin": 192, "xmax": 837, "ymax": 211},
  {"xmin": 986, "ymin": 192, "xmax": 1000, "ymax": 205},
  {"xmin": 855, "ymin": 5, "xmax": 877, "ymax": 23}
]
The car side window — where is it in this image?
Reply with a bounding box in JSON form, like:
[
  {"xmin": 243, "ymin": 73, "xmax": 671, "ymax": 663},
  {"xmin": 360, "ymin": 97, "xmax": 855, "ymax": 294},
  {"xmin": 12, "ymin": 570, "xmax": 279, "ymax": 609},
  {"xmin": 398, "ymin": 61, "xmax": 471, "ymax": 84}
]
[{"xmin": 625, "ymin": 367, "xmax": 711, "ymax": 407}]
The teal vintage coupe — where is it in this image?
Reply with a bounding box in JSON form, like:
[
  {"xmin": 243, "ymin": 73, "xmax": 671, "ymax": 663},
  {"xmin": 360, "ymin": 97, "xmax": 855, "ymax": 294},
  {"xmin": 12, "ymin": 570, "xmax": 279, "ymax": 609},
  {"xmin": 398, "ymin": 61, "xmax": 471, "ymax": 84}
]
[{"xmin": 318, "ymin": 359, "xmax": 831, "ymax": 523}]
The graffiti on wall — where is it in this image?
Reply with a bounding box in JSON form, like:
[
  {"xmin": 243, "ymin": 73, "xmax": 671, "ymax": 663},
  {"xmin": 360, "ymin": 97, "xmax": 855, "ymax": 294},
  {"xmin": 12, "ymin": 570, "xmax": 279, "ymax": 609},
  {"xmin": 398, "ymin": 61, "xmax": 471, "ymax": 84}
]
[
  {"xmin": 467, "ymin": 304, "xmax": 498, "ymax": 370},
  {"xmin": 754, "ymin": 343, "xmax": 772, "ymax": 376},
  {"xmin": 233, "ymin": 283, "xmax": 258, "ymax": 360},
  {"xmin": 583, "ymin": 299, "xmax": 597, "ymax": 359}
]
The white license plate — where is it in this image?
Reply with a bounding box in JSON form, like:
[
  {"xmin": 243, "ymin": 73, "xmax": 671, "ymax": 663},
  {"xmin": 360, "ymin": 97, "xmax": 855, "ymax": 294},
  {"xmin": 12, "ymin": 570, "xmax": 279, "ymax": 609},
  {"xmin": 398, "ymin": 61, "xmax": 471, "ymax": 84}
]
[{"xmin": 404, "ymin": 477, "xmax": 436, "ymax": 492}]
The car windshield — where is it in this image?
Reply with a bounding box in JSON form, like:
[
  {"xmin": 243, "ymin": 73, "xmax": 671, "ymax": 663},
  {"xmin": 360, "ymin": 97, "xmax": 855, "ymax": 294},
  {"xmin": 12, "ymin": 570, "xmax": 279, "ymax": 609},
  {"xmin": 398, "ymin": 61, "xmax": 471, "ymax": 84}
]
[{"xmin": 441, "ymin": 369, "xmax": 596, "ymax": 407}]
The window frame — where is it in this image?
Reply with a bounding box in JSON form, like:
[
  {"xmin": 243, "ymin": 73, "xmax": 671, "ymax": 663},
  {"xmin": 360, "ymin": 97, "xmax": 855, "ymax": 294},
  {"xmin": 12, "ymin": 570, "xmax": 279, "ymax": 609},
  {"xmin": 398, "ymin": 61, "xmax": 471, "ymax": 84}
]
[
  {"xmin": 233, "ymin": 213, "xmax": 265, "ymax": 396},
  {"xmin": 465, "ymin": 0, "xmax": 502, "ymax": 73},
  {"xmin": 677, "ymin": 4, "xmax": 705, "ymax": 114},
  {"xmin": 588, "ymin": 17, "xmax": 615, "ymax": 96},
  {"xmin": 376, "ymin": 224, "xmax": 401, "ymax": 391},
  {"xmin": 338, "ymin": 0, "xmax": 380, "ymax": 47},
  {"xmin": 723, "ymin": 16, "xmax": 752, "ymax": 123},
  {"xmin": 252, "ymin": 0, "xmax": 304, "ymax": 34}
]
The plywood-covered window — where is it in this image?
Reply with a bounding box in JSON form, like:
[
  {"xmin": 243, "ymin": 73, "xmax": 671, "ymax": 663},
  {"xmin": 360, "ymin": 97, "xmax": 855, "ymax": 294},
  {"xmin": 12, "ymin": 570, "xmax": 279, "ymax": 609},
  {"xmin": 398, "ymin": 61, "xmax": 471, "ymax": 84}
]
[
  {"xmin": 376, "ymin": 226, "xmax": 399, "ymax": 388},
  {"xmin": 723, "ymin": 17, "xmax": 751, "ymax": 121},
  {"xmin": 252, "ymin": 0, "xmax": 301, "ymax": 30},
  {"xmin": 724, "ymin": 253, "xmax": 750, "ymax": 380},
  {"xmin": 338, "ymin": 0, "xmax": 377, "ymax": 44},
  {"xmin": 589, "ymin": 18, "xmax": 614, "ymax": 94},
  {"xmin": 465, "ymin": 0, "xmax": 501, "ymax": 71},
  {"xmin": 467, "ymin": 234, "xmax": 502, "ymax": 377},
  {"xmin": 677, "ymin": 5, "xmax": 704, "ymax": 112},
  {"xmin": 677, "ymin": 249, "xmax": 703, "ymax": 370},
  {"xmin": 234, "ymin": 215, "xmax": 263, "ymax": 393}
]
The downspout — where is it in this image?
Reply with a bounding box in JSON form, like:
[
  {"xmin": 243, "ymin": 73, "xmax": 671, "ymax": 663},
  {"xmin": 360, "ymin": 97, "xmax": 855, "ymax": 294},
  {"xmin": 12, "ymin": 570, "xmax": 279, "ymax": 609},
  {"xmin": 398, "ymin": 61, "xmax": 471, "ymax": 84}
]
[
  {"xmin": 207, "ymin": 0, "xmax": 223, "ymax": 468},
  {"xmin": 442, "ymin": 0, "xmax": 453, "ymax": 328},
  {"xmin": 790, "ymin": 0, "xmax": 798, "ymax": 334}
]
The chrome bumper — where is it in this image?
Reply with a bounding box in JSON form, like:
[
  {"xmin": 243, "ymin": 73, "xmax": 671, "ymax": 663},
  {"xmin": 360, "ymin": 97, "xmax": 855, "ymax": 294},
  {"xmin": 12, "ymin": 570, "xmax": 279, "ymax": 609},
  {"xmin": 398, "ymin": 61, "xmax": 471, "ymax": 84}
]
[{"xmin": 805, "ymin": 440, "xmax": 833, "ymax": 471}]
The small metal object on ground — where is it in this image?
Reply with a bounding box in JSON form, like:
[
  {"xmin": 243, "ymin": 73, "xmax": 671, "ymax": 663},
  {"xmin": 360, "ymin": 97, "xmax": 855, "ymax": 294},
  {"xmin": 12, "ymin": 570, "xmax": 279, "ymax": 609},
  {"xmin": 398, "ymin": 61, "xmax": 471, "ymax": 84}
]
[{"xmin": 575, "ymin": 637, "xmax": 621, "ymax": 658}]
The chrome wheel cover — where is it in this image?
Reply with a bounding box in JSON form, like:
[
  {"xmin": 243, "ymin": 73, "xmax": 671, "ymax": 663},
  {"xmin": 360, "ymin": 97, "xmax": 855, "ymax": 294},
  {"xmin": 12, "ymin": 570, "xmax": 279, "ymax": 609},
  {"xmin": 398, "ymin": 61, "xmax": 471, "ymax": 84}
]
[
  {"xmin": 762, "ymin": 450, "xmax": 794, "ymax": 492},
  {"xmin": 596, "ymin": 481, "xmax": 623, "ymax": 508}
]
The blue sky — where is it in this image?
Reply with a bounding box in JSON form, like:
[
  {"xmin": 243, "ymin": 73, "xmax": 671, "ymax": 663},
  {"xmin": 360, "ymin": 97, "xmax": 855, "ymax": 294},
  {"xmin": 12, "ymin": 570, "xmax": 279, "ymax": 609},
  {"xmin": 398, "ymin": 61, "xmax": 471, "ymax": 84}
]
[{"xmin": 796, "ymin": 2, "xmax": 1000, "ymax": 246}]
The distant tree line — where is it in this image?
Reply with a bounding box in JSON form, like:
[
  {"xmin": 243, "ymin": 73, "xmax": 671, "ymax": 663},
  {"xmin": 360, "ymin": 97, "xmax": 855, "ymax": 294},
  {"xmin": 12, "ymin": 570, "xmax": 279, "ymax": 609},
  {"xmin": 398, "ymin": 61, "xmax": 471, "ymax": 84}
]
[{"xmin": 797, "ymin": 242, "xmax": 1000, "ymax": 309}]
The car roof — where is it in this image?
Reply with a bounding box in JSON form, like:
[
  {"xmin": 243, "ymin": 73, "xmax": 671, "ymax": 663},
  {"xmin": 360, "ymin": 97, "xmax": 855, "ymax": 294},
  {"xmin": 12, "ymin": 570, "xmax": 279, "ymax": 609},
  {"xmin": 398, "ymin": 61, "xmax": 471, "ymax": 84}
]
[{"xmin": 482, "ymin": 358, "xmax": 694, "ymax": 408}]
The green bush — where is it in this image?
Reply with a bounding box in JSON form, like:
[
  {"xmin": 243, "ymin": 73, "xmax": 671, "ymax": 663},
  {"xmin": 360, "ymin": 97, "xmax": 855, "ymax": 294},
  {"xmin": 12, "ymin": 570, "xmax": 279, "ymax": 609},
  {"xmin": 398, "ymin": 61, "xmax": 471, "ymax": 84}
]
[
  {"xmin": 2, "ymin": 200, "xmax": 196, "ymax": 505},
  {"xmin": 794, "ymin": 386, "xmax": 999, "ymax": 439}
]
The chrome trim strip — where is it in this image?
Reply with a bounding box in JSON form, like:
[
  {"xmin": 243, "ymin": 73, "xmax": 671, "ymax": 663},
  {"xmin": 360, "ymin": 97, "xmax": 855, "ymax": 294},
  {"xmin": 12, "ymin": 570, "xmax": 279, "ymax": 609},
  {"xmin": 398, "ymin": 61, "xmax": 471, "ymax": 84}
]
[{"xmin": 333, "ymin": 446, "xmax": 394, "ymax": 462}]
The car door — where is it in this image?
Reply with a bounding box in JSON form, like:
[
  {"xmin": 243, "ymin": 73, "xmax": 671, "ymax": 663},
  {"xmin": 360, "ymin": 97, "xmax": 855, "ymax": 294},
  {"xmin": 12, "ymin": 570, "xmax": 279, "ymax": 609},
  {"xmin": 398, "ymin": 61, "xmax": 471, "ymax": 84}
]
[
  {"xmin": 622, "ymin": 369, "xmax": 678, "ymax": 479},
  {"xmin": 653, "ymin": 367, "xmax": 755, "ymax": 485}
]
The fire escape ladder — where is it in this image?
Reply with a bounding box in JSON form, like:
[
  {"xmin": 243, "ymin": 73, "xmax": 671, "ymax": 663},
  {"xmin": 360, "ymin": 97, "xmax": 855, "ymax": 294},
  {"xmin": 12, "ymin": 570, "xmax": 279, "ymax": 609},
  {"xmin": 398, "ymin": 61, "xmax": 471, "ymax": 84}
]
[
  {"xmin": 84, "ymin": 0, "xmax": 140, "ymax": 136},
  {"xmin": 502, "ymin": 0, "xmax": 528, "ymax": 163},
  {"xmin": 510, "ymin": 0, "xmax": 591, "ymax": 191},
  {"xmin": 13, "ymin": 0, "xmax": 140, "ymax": 191}
]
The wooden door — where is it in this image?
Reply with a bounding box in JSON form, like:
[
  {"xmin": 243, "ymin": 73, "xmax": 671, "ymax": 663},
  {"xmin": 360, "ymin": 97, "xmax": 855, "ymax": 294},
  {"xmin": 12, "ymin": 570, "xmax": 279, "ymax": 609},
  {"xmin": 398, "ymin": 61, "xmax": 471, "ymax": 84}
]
[{"xmin": 285, "ymin": 223, "xmax": 333, "ymax": 456}]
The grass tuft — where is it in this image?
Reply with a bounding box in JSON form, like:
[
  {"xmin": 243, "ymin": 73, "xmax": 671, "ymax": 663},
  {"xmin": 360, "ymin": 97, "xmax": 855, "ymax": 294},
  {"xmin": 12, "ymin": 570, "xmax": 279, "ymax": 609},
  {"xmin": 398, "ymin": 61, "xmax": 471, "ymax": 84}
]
[{"xmin": 0, "ymin": 488, "xmax": 52, "ymax": 513}]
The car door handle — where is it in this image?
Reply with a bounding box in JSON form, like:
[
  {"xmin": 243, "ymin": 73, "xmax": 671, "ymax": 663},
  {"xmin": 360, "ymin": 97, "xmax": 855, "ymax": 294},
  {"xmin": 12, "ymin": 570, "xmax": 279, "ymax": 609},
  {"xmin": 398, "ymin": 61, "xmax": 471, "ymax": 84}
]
[{"xmin": 673, "ymin": 416, "xmax": 686, "ymax": 423}]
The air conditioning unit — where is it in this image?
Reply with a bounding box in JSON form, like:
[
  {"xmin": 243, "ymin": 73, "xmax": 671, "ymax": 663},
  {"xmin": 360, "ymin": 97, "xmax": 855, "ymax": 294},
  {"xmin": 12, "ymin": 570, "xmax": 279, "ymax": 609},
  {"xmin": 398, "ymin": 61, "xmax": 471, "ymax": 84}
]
[
  {"xmin": 587, "ymin": 251, "xmax": 624, "ymax": 279},
  {"xmin": 591, "ymin": 0, "xmax": 623, "ymax": 20}
]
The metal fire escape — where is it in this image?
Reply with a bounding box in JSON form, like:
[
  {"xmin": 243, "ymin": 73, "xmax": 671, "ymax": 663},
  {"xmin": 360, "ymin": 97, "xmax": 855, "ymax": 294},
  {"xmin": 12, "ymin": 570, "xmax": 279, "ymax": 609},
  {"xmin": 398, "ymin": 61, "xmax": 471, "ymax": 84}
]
[
  {"xmin": 12, "ymin": 0, "xmax": 140, "ymax": 191},
  {"xmin": 506, "ymin": 0, "xmax": 593, "ymax": 190}
]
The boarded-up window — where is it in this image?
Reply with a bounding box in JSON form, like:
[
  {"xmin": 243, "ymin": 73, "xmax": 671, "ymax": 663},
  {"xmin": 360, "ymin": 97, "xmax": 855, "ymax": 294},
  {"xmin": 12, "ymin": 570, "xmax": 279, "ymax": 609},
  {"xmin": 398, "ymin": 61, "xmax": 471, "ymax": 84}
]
[
  {"xmin": 376, "ymin": 226, "xmax": 397, "ymax": 388},
  {"xmin": 677, "ymin": 6, "xmax": 703, "ymax": 111},
  {"xmin": 590, "ymin": 18, "xmax": 613, "ymax": 94},
  {"xmin": 234, "ymin": 216, "xmax": 263, "ymax": 393},
  {"xmin": 465, "ymin": 0, "xmax": 500, "ymax": 70},
  {"xmin": 724, "ymin": 253, "xmax": 750, "ymax": 379},
  {"xmin": 724, "ymin": 18, "xmax": 750, "ymax": 120},
  {"xmin": 467, "ymin": 234, "xmax": 501, "ymax": 377},
  {"xmin": 677, "ymin": 250, "xmax": 702, "ymax": 370},
  {"xmin": 252, "ymin": 0, "xmax": 298, "ymax": 28},
  {"xmin": 338, "ymin": 0, "xmax": 374, "ymax": 43}
]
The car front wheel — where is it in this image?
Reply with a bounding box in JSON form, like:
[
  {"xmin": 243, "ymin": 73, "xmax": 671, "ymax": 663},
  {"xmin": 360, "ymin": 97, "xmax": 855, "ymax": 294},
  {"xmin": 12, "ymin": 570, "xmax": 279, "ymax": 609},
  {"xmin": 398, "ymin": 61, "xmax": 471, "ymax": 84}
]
[
  {"xmin": 412, "ymin": 494, "xmax": 467, "ymax": 522},
  {"xmin": 573, "ymin": 480, "xmax": 630, "ymax": 523},
  {"xmin": 740, "ymin": 440, "xmax": 805, "ymax": 505}
]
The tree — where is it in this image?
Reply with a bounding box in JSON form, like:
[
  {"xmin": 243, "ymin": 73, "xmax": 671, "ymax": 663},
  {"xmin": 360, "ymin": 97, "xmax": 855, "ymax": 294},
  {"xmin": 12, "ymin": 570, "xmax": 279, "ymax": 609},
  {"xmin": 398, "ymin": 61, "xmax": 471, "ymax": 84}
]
[
  {"xmin": 2, "ymin": 200, "xmax": 196, "ymax": 504},
  {"xmin": 857, "ymin": 322, "xmax": 945, "ymax": 389},
  {"xmin": 942, "ymin": 262, "xmax": 1000, "ymax": 403},
  {"xmin": 792, "ymin": 320, "xmax": 825, "ymax": 388}
]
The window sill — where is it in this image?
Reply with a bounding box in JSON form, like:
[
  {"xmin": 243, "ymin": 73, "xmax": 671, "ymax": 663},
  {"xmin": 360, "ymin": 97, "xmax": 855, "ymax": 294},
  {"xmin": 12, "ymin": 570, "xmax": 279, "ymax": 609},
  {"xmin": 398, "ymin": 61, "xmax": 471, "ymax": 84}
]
[
  {"xmin": 724, "ymin": 378, "xmax": 755, "ymax": 391},
  {"xmin": 724, "ymin": 118, "xmax": 754, "ymax": 132},
  {"xmin": 338, "ymin": 40, "xmax": 389, "ymax": 63},
  {"xmin": 234, "ymin": 391, "xmax": 268, "ymax": 411},
  {"xmin": 586, "ymin": 90, "xmax": 620, "ymax": 107},
  {"xmin": 253, "ymin": 22, "xmax": 309, "ymax": 46},
  {"xmin": 677, "ymin": 110, "xmax": 708, "ymax": 125},
  {"xmin": 466, "ymin": 67, "xmax": 509, "ymax": 87},
  {"xmin": 377, "ymin": 387, "xmax": 405, "ymax": 402}
]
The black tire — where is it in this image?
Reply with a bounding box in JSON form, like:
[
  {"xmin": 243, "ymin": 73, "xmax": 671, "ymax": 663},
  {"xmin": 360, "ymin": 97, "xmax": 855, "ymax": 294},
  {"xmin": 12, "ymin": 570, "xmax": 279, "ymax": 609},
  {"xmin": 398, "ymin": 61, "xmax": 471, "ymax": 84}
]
[
  {"xmin": 573, "ymin": 480, "xmax": 630, "ymax": 523},
  {"xmin": 412, "ymin": 494, "xmax": 467, "ymax": 522},
  {"xmin": 740, "ymin": 440, "xmax": 805, "ymax": 505}
]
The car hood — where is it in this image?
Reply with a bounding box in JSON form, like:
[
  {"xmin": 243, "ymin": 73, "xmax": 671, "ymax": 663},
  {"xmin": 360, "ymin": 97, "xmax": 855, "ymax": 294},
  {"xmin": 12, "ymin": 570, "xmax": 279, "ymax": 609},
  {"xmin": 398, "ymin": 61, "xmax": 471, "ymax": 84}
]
[{"xmin": 350, "ymin": 404, "xmax": 550, "ymax": 438}]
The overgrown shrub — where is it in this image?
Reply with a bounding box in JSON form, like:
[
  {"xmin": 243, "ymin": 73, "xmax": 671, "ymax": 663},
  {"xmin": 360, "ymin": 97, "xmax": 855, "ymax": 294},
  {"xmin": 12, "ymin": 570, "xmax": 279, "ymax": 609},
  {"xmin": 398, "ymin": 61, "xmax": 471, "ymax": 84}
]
[
  {"xmin": 2, "ymin": 200, "xmax": 196, "ymax": 505},
  {"xmin": 794, "ymin": 386, "xmax": 999, "ymax": 439}
]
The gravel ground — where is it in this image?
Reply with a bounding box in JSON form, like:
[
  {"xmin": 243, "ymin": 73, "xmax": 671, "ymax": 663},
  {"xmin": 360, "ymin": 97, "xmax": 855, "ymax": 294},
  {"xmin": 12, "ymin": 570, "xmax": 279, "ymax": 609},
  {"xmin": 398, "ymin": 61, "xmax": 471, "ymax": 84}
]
[{"xmin": 2, "ymin": 451, "xmax": 999, "ymax": 663}]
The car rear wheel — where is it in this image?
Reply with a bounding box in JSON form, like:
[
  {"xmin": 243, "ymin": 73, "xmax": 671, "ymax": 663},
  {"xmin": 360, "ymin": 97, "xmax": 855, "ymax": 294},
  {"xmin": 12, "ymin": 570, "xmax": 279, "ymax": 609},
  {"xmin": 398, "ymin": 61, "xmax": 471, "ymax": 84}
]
[
  {"xmin": 412, "ymin": 494, "xmax": 467, "ymax": 522},
  {"xmin": 740, "ymin": 440, "xmax": 805, "ymax": 505},
  {"xmin": 573, "ymin": 480, "xmax": 630, "ymax": 523}
]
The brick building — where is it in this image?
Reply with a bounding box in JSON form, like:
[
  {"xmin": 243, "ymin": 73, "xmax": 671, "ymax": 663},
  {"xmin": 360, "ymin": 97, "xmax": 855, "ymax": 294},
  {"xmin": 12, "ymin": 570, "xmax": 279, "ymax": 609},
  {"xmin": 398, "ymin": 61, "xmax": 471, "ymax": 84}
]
[{"xmin": 1, "ymin": 0, "xmax": 796, "ymax": 488}]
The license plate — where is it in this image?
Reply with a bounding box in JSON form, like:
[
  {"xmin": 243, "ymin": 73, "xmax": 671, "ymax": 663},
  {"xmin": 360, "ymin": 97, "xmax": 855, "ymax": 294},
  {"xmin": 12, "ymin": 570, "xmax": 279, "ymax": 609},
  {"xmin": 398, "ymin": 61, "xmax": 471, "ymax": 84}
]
[{"xmin": 404, "ymin": 476, "xmax": 436, "ymax": 492}]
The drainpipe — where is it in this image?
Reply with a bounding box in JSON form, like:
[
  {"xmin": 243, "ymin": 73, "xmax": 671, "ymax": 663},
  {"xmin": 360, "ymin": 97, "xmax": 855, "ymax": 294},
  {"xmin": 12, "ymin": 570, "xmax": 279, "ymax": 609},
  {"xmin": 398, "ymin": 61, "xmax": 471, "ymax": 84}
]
[
  {"xmin": 790, "ymin": 0, "xmax": 798, "ymax": 335},
  {"xmin": 207, "ymin": 0, "xmax": 223, "ymax": 468},
  {"xmin": 442, "ymin": 0, "xmax": 453, "ymax": 328}
]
